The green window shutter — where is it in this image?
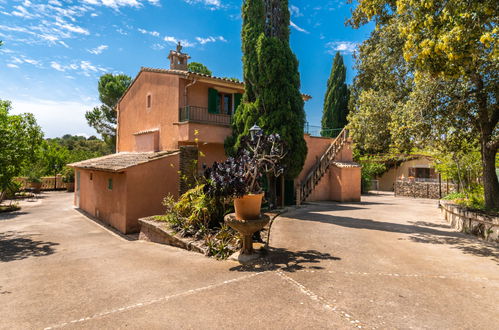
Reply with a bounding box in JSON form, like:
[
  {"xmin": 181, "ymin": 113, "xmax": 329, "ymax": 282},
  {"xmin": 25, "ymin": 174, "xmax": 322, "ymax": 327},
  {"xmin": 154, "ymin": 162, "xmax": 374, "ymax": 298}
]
[
  {"xmin": 208, "ymin": 88, "xmax": 219, "ymax": 114},
  {"xmin": 234, "ymin": 93, "xmax": 243, "ymax": 113}
]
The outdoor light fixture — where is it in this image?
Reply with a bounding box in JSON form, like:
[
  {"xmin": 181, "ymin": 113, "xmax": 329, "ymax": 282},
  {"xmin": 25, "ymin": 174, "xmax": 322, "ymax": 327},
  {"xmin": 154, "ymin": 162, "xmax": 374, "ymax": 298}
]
[{"xmin": 249, "ymin": 124, "xmax": 262, "ymax": 141}]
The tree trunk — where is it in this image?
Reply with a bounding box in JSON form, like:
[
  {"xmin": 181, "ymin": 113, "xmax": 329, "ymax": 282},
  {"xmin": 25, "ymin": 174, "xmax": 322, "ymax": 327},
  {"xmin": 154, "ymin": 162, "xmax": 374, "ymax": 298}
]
[
  {"xmin": 474, "ymin": 74, "xmax": 498, "ymax": 209},
  {"xmin": 0, "ymin": 191, "xmax": 5, "ymax": 204},
  {"xmin": 482, "ymin": 144, "xmax": 499, "ymax": 209}
]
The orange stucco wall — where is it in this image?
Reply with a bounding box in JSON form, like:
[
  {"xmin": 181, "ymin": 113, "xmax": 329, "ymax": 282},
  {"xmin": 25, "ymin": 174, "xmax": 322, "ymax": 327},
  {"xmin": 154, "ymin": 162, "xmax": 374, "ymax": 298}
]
[
  {"xmin": 307, "ymin": 166, "xmax": 361, "ymax": 202},
  {"xmin": 297, "ymin": 135, "xmax": 354, "ymax": 184},
  {"xmin": 125, "ymin": 153, "xmax": 180, "ymax": 233},
  {"xmin": 176, "ymin": 122, "xmax": 232, "ymax": 144},
  {"xmin": 76, "ymin": 169, "xmax": 128, "ymax": 233},
  {"xmin": 75, "ymin": 153, "xmax": 180, "ymax": 234},
  {"xmin": 118, "ymin": 71, "xmax": 181, "ymax": 152}
]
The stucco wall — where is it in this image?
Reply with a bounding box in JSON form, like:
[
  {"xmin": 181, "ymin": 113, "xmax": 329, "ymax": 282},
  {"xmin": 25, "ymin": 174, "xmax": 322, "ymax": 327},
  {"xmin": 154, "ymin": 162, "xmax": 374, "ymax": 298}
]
[
  {"xmin": 76, "ymin": 169, "xmax": 128, "ymax": 233},
  {"xmin": 126, "ymin": 153, "xmax": 180, "ymax": 233},
  {"xmin": 118, "ymin": 71, "xmax": 181, "ymax": 152},
  {"xmin": 377, "ymin": 158, "xmax": 433, "ymax": 191},
  {"xmin": 307, "ymin": 165, "xmax": 361, "ymax": 202},
  {"xmin": 176, "ymin": 122, "xmax": 232, "ymax": 144}
]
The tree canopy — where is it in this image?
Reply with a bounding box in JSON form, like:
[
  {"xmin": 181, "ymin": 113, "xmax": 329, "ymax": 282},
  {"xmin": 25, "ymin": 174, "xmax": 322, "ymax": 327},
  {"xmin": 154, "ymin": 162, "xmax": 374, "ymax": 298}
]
[
  {"xmin": 0, "ymin": 100, "xmax": 43, "ymax": 201},
  {"xmin": 321, "ymin": 52, "xmax": 349, "ymax": 137},
  {"xmin": 187, "ymin": 62, "xmax": 212, "ymax": 76},
  {"xmin": 85, "ymin": 73, "xmax": 131, "ymax": 152},
  {"xmin": 227, "ymin": 0, "xmax": 307, "ymax": 179},
  {"xmin": 348, "ymin": 0, "xmax": 499, "ymax": 208}
]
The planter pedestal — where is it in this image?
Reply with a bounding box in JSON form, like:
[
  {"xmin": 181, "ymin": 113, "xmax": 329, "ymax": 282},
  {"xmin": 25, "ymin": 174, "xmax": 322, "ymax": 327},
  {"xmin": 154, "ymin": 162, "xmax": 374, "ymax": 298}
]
[{"xmin": 224, "ymin": 213, "xmax": 270, "ymax": 264}]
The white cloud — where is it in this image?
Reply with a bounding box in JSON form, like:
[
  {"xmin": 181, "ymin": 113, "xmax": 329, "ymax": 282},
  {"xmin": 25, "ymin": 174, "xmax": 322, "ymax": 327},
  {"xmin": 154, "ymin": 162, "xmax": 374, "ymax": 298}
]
[
  {"xmin": 54, "ymin": 18, "xmax": 90, "ymax": 35},
  {"xmin": 183, "ymin": 0, "xmax": 222, "ymax": 10},
  {"xmin": 81, "ymin": 0, "xmax": 158, "ymax": 9},
  {"xmin": 7, "ymin": 63, "xmax": 19, "ymax": 68},
  {"xmin": 88, "ymin": 44, "xmax": 108, "ymax": 55},
  {"xmin": 290, "ymin": 21, "xmax": 309, "ymax": 34},
  {"xmin": 326, "ymin": 41, "xmax": 358, "ymax": 54},
  {"xmin": 138, "ymin": 28, "xmax": 160, "ymax": 37},
  {"xmin": 289, "ymin": 5, "xmax": 302, "ymax": 17},
  {"xmin": 163, "ymin": 36, "xmax": 195, "ymax": 47},
  {"xmin": 50, "ymin": 61, "xmax": 65, "ymax": 71},
  {"xmin": 195, "ymin": 36, "xmax": 227, "ymax": 45}
]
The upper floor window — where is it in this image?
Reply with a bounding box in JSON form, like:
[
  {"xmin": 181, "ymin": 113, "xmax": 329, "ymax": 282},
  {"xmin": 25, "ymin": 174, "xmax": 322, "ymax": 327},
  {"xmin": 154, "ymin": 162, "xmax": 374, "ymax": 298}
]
[
  {"xmin": 208, "ymin": 88, "xmax": 242, "ymax": 115},
  {"xmin": 146, "ymin": 94, "xmax": 152, "ymax": 109}
]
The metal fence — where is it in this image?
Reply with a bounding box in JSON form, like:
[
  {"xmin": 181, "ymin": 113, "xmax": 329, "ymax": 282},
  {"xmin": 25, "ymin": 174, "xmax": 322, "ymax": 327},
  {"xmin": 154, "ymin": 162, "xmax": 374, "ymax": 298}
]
[
  {"xmin": 179, "ymin": 106, "xmax": 231, "ymax": 126},
  {"xmin": 304, "ymin": 123, "xmax": 343, "ymax": 138}
]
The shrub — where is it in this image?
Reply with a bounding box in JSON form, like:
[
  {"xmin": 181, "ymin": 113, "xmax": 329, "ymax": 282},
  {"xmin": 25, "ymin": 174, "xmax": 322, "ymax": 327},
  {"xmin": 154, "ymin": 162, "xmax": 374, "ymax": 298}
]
[{"xmin": 359, "ymin": 159, "xmax": 387, "ymax": 193}]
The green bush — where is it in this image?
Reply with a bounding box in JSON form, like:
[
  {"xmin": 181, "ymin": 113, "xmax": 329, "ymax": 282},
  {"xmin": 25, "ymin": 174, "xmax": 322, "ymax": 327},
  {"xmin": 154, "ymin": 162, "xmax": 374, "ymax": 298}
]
[
  {"xmin": 359, "ymin": 160, "xmax": 387, "ymax": 193},
  {"xmin": 159, "ymin": 185, "xmax": 239, "ymax": 259}
]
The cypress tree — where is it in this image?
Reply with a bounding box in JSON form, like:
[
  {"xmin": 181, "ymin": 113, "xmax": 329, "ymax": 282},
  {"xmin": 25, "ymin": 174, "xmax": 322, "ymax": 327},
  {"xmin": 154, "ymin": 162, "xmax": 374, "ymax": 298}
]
[
  {"xmin": 226, "ymin": 0, "xmax": 307, "ymax": 179},
  {"xmin": 321, "ymin": 52, "xmax": 349, "ymax": 137}
]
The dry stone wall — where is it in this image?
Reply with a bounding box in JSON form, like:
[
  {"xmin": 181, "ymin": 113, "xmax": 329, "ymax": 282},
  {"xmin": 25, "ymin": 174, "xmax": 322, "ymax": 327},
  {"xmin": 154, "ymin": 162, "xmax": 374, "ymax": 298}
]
[
  {"xmin": 440, "ymin": 201, "xmax": 499, "ymax": 243},
  {"xmin": 395, "ymin": 180, "xmax": 456, "ymax": 199}
]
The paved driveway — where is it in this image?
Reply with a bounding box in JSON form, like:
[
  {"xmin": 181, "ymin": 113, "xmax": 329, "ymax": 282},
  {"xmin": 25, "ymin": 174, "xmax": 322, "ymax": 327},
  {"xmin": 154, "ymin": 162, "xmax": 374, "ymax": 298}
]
[{"xmin": 0, "ymin": 192, "xmax": 498, "ymax": 329}]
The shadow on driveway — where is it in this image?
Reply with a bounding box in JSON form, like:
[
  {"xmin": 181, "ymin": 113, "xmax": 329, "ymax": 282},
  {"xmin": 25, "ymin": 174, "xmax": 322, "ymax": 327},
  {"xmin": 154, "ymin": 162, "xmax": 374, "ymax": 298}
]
[
  {"xmin": 0, "ymin": 231, "xmax": 59, "ymax": 262},
  {"xmin": 229, "ymin": 248, "xmax": 341, "ymax": 273},
  {"xmin": 289, "ymin": 207, "xmax": 499, "ymax": 264}
]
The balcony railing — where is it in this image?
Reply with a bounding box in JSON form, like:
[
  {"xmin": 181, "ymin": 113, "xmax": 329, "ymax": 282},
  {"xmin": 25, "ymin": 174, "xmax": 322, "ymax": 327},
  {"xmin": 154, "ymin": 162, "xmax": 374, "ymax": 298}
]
[{"xmin": 179, "ymin": 106, "xmax": 232, "ymax": 126}]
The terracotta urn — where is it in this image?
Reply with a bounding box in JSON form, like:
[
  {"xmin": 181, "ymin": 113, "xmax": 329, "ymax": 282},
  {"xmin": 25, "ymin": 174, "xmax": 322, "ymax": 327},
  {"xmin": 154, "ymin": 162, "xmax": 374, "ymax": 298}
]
[{"xmin": 233, "ymin": 193, "xmax": 264, "ymax": 220}]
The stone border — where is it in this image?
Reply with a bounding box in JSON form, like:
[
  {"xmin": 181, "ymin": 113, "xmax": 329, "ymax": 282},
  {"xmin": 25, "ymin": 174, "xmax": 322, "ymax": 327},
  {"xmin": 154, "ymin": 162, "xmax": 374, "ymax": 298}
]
[
  {"xmin": 138, "ymin": 217, "xmax": 207, "ymax": 255},
  {"xmin": 439, "ymin": 201, "xmax": 499, "ymax": 243}
]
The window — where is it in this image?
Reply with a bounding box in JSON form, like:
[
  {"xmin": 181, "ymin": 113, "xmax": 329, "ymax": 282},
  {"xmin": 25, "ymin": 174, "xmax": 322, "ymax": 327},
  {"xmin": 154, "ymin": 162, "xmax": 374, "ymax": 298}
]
[
  {"xmin": 108, "ymin": 178, "xmax": 113, "ymax": 190},
  {"xmin": 208, "ymin": 88, "xmax": 242, "ymax": 115},
  {"xmin": 415, "ymin": 168, "xmax": 431, "ymax": 179},
  {"xmin": 146, "ymin": 94, "xmax": 152, "ymax": 109},
  {"xmin": 90, "ymin": 173, "xmax": 93, "ymax": 181},
  {"xmin": 216, "ymin": 93, "xmax": 232, "ymax": 115}
]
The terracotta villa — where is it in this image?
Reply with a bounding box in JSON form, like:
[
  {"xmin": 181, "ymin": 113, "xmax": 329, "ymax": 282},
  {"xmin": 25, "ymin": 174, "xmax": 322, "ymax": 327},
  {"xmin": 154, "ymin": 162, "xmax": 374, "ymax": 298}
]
[{"xmin": 70, "ymin": 46, "xmax": 361, "ymax": 234}]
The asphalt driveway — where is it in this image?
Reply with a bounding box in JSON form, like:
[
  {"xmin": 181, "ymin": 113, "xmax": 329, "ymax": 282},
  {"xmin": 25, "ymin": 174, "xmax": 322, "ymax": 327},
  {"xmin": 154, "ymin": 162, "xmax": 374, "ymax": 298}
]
[{"xmin": 0, "ymin": 192, "xmax": 498, "ymax": 329}]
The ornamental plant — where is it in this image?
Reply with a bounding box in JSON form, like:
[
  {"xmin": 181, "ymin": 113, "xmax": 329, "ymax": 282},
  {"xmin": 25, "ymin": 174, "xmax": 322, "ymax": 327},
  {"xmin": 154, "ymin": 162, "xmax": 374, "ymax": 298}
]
[{"xmin": 205, "ymin": 132, "xmax": 286, "ymax": 198}]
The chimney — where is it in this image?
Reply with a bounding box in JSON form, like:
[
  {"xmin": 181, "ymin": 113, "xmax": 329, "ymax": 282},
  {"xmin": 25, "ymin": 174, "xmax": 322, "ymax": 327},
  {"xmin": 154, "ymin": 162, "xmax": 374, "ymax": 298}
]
[{"xmin": 168, "ymin": 41, "xmax": 190, "ymax": 71}]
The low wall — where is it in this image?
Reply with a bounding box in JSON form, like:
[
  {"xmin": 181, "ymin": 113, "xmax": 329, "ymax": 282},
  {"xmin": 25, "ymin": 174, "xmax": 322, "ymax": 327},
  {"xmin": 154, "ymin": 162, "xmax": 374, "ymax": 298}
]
[
  {"xmin": 440, "ymin": 201, "xmax": 499, "ymax": 243},
  {"xmin": 395, "ymin": 180, "xmax": 456, "ymax": 199},
  {"xmin": 16, "ymin": 175, "xmax": 68, "ymax": 190},
  {"xmin": 138, "ymin": 217, "xmax": 207, "ymax": 254}
]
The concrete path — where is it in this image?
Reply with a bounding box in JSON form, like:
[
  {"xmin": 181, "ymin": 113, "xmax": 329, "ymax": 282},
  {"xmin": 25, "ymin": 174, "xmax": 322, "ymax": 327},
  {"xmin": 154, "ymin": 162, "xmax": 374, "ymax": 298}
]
[{"xmin": 0, "ymin": 192, "xmax": 498, "ymax": 329}]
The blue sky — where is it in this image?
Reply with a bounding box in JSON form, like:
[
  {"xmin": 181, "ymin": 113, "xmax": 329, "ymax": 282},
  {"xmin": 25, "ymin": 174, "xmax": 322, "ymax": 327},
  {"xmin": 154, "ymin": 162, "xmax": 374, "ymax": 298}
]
[{"xmin": 0, "ymin": 0, "xmax": 372, "ymax": 138}]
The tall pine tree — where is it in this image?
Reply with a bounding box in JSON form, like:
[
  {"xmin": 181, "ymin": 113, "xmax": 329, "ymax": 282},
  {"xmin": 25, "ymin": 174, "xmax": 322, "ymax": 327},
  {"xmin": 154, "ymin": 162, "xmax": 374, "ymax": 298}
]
[
  {"xmin": 226, "ymin": 0, "xmax": 307, "ymax": 179},
  {"xmin": 321, "ymin": 52, "xmax": 349, "ymax": 137}
]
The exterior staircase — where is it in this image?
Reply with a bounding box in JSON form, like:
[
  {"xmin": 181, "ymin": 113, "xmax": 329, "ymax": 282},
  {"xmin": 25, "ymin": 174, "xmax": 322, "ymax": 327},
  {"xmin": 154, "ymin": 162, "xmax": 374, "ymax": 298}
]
[{"xmin": 297, "ymin": 127, "xmax": 349, "ymax": 205}]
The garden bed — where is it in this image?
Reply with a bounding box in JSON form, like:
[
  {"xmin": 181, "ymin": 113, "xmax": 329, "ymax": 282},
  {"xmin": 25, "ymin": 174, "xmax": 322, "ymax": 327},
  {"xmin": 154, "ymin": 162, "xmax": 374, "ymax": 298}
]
[
  {"xmin": 440, "ymin": 200, "xmax": 499, "ymax": 243},
  {"xmin": 0, "ymin": 204, "xmax": 21, "ymax": 213},
  {"xmin": 138, "ymin": 217, "xmax": 208, "ymax": 255}
]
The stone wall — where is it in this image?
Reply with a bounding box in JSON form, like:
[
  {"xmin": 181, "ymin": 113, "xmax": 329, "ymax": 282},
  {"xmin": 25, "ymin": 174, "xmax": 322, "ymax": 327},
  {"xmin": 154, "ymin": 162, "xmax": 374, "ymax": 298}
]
[
  {"xmin": 138, "ymin": 217, "xmax": 207, "ymax": 254},
  {"xmin": 440, "ymin": 201, "xmax": 499, "ymax": 243},
  {"xmin": 179, "ymin": 145, "xmax": 198, "ymax": 195},
  {"xmin": 395, "ymin": 180, "xmax": 456, "ymax": 199}
]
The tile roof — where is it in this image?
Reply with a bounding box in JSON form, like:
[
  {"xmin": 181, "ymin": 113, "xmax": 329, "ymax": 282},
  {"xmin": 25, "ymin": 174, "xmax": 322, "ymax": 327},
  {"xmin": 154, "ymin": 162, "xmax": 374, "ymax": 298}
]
[
  {"xmin": 141, "ymin": 67, "xmax": 244, "ymax": 86},
  {"xmin": 68, "ymin": 151, "xmax": 179, "ymax": 172},
  {"xmin": 139, "ymin": 67, "xmax": 313, "ymax": 100}
]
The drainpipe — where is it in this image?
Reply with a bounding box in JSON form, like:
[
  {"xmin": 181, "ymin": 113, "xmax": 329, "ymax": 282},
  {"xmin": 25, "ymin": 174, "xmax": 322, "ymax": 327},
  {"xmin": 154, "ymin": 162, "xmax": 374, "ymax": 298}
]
[{"xmin": 184, "ymin": 73, "xmax": 197, "ymax": 110}]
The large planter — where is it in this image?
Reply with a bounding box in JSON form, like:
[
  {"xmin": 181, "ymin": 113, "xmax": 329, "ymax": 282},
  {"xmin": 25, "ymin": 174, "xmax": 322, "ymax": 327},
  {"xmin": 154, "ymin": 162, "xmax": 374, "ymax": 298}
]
[
  {"xmin": 66, "ymin": 182, "xmax": 75, "ymax": 192},
  {"xmin": 234, "ymin": 193, "xmax": 264, "ymax": 220},
  {"xmin": 29, "ymin": 182, "xmax": 42, "ymax": 194}
]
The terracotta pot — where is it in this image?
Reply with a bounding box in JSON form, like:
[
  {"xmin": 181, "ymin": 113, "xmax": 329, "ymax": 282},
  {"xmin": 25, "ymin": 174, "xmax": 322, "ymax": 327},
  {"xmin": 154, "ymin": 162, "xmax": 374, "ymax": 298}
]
[
  {"xmin": 29, "ymin": 182, "xmax": 42, "ymax": 194},
  {"xmin": 234, "ymin": 193, "xmax": 264, "ymax": 220},
  {"xmin": 66, "ymin": 182, "xmax": 75, "ymax": 192}
]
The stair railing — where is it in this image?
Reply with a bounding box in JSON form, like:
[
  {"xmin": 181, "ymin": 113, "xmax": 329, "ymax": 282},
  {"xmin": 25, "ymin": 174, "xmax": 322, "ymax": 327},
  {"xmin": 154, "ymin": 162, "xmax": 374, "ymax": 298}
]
[{"xmin": 297, "ymin": 127, "xmax": 349, "ymax": 204}]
